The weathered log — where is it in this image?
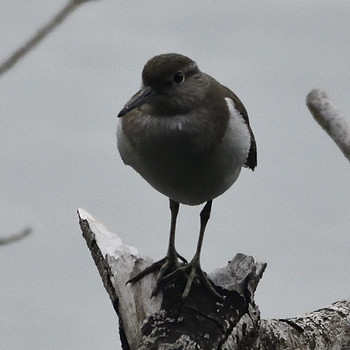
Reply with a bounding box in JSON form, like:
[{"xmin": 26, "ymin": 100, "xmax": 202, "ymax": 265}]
[{"xmin": 78, "ymin": 209, "xmax": 350, "ymax": 350}]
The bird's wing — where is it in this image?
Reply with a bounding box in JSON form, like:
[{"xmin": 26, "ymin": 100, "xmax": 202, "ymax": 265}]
[{"xmin": 222, "ymin": 85, "xmax": 257, "ymax": 171}]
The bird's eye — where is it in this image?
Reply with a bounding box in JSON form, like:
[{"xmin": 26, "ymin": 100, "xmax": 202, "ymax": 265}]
[{"xmin": 173, "ymin": 71, "xmax": 185, "ymax": 84}]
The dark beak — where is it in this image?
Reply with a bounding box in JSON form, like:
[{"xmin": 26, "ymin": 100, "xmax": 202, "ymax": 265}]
[{"xmin": 118, "ymin": 86, "xmax": 155, "ymax": 118}]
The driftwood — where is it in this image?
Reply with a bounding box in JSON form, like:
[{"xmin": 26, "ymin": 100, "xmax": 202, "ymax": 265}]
[{"xmin": 78, "ymin": 209, "xmax": 350, "ymax": 350}]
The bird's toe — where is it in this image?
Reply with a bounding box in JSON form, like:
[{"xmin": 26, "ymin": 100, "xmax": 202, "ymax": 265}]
[{"xmin": 159, "ymin": 260, "xmax": 222, "ymax": 300}]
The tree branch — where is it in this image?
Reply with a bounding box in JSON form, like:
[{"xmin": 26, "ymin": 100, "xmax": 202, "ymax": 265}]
[
  {"xmin": 0, "ymin": 0, "xmax": 94, "ymax": 77},
  {"xmin": 0, "ymin": 227, "xmax": 31, "ymax": 246},
  {"xmin": 306, "ymin": 89, "xmax": 350, "ymax": 161},
  {"xmin": 254, "ymin": 300, "xmax": 350, "ymax": 349},
  {"xmin": 77, "ymin": 209, "xmax": 350, "ymax": 349}
]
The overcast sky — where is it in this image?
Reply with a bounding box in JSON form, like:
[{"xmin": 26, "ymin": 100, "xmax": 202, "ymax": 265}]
[{"xmin": 1, "ymin": 1, "xmax": 350, "ymax": 349}]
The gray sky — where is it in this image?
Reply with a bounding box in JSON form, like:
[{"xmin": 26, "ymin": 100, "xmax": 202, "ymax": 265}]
[{"xmin": 1, "ymin": 1, "xmax": 350, "ymax": 349}]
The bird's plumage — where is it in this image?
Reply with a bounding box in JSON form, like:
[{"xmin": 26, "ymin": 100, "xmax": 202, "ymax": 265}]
[
  {"xmin": 117, "ymin": 53, "xmax": 257, "ymax": 299},
  {"xmin": 117, "ymin": 53, "xmax": 256, "ymax": 205}
]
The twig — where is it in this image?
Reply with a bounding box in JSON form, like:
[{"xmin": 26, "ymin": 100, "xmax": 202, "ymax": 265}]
[
  {"xmin": 0, "ymin": 0, "xmax": 93, "ymax": 77},
  {"xmin": 0, "ymin": 227, "xmax": 31, "ymax": 246}
]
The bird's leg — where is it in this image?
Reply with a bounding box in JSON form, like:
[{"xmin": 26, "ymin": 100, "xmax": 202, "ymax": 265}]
[
  {"xmin": 169, "ymin": 200, "xmax": 187, "ymax": 264},
  {"xmin": 161, "ymin": 200, "xmax": 222, "ymax": 300},
  {"xmin": 182, "ymin": 200, "xmax": 221, "ymax": 299},
  {"xmin": 156, "ymin": 200, "xmax": 186, "ymax": 277},
  {"xmin": 127, "ymin": 199, "xmax": 187, "ymax": 292}
]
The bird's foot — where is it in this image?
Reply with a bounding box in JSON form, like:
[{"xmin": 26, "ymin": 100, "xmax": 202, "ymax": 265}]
[
  {"xmin": 161, "ymin": 258, "xmax": 222, "ymax": 300},
  {"xmin": 127, "ymin": 252, "xmax": 187, "ymax": 296}
]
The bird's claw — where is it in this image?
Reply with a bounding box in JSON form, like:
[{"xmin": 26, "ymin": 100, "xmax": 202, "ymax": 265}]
[
  {"xmin": 127, "ymin": 252, "xmax": 187, "ymax": 297},
  {"xmin": 176, "ymin": 252, "xmax": 188, "ymax": 265},
  {"xmin": 126, "ymin": 258, "xmax": 166, "ymax": 285},
  {"xmin": 160, "ymin": 260, "xmax": 222, "ymax": 300},
  {"xmin": 127, "ymin": 254, "xmax": 221, "ymax": 300}
]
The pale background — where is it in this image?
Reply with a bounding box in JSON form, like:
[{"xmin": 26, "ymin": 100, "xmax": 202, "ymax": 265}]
[{"xmin": 1, "ymin": 1, "xmax": 349, "ymax": 349}]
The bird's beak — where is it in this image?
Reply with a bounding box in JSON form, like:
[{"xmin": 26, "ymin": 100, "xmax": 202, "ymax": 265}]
[{"xmin": 118, "ymin": 86, "xmax": 156, "ymax": 118}]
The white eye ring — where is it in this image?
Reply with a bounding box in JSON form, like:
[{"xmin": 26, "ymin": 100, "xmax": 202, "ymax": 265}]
[{"xmin": 173, "ymin": 71, "xmax": 185, "ymax": 84}]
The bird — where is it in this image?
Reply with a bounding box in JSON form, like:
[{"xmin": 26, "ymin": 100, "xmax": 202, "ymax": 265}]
[{"xmin": 117, "ymin": 53, "xmax": 256, "ymax": 299}]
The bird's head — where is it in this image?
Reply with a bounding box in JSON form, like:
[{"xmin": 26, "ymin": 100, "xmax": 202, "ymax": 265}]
[{"xmin": 118, "ymin": 53, "xmax": 207, "ymax": 117}]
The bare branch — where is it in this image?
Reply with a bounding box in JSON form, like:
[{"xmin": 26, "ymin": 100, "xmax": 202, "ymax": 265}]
[
  {"xmin": 0, "ymin": 227, "xmax": 31, "ymax": 246},
  {"xmin": 0, "ymin": 0, "xmax": 94, "ymax": 77},
  {"xmin": 306, "ymin": 89, "xmax": 350, "ymax": 161}
]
